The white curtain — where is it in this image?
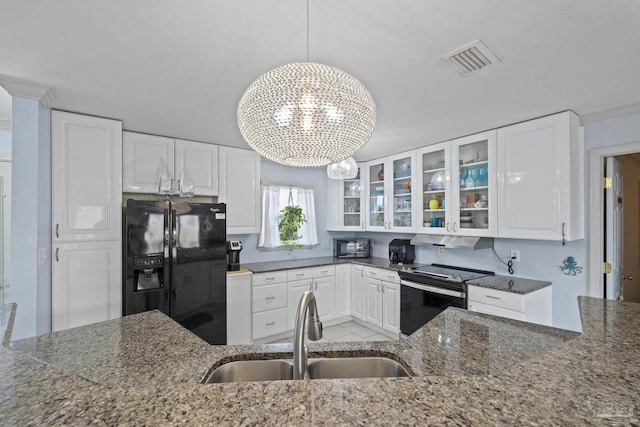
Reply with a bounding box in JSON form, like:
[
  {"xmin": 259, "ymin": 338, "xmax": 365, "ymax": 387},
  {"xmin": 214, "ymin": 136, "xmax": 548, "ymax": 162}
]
[{"xmin": 259, "ymin": 185, "xmax": 318, "ymax": 248}]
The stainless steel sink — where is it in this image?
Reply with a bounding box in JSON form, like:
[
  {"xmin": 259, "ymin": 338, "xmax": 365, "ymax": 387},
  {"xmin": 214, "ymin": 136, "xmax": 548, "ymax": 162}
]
[
  {"xmin": 204, "ymin": 356, "xmax": 410, "ymax": 383},
  {"xmin": 204, "ymin": 359, "xmax": 293, "ymax": 383},
  {"xmin": 307, "ymin": 357, "xmax": 410, "ymax": 380}
]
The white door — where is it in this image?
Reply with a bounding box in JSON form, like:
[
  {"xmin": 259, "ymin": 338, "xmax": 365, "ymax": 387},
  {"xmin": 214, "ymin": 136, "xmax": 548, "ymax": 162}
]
[
  {"xmin": 605, "ymin": 157, "xmax": 624, "ymax": 300},
  {"xmin": 350, "ymin": 265, "xmax": 365, "ymax": 320},
  {"xmin": 52, "ymin": 241, "xmax": 121, "ymax": 331},
  {"xmin": 174, "ymin": 139, "xmax": 219, "ymax": 196},
  {"xmin": 335, "ymin": 264, "xmax": 351, "ymax": 317},
  {"xmin": 218, "ymin": 146, "xmax": 261, "ymax": 234},
  {"xmin": 313, "ymin": 276, "xmax": 336, "ymax": 321},
  {"xmin": 381, "ymin": 282, "xmax": 400, "ymax": 335},
  {"xmin": 364, "ymin": 278, "xmax": 382, "ymax": 327},
  {"xmin": 122, "ymin": 131, "xmax": 174, "ymax": 194},
  {"xmin": 287, "ymin": 279, "xmax": 312, "ymax": 329},
  {"xmin": 52, "ymin": 111, "xmax": 122, "ymax": 241}
]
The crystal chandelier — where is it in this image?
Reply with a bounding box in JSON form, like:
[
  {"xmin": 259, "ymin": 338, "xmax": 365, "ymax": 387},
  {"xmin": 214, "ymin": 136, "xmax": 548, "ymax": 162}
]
[
  {"xmin": 327, "ymin": 157, "xmax": 358, "ymax": 179},
  {"xmin": 236, "ymin": 1, "xmax": 376, "ymax": 168}
]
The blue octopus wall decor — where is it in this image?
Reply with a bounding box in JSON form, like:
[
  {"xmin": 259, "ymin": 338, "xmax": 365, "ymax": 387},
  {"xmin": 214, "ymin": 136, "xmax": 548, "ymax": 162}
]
[{"xmin": 559, "ymin": 256, "xmax": 582, "ymax": 275}]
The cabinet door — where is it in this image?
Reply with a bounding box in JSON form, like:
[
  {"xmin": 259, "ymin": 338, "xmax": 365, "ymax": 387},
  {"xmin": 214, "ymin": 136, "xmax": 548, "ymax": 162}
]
[
  {"xmin": 340, "ymin": 167, "xmax": 366, "ymax": 231},
  {"xmin": 122, "ymin": 131, "xmax": 174, "ymax": 194},
  {"xmin": 287, "ymin": 279, "xmax": 312, "ymax": 329},
  {"xmin": 381, "ymin": 282, "xmax": 400, "ymax": 335},
  {"xmin": 451, "ymin": 130, "xmax": 497, "ymax": 236},
  {"xmin": 335, "ymin": 264, "xmax": 351, "ymax": 317},
  {"xmin": 350, "ymin": 265, "xmax": 365, "ymax": 320},
  {"xmin": 52, "ymin": 111, "xmax": 122, "ymax": 241},
  {"xmin": 52, "ymin": 241, "xmax": 121, "ymax": 332},
  {"xmin": 313, "ymin": 276, "xmax": 336, "ymax": 322},
  {"xmin": 497, "ymin": 112, "xmax": 583, "ymax": 241},
  {"xmin": 218, "ymin": 146, "xmax": 261, "ymax": 234},
  {"xmin": 364, "ymin": 278, "xmax": 382, "ymax": 327},
  {"xmin": 387, "ymin": 152, "xmax": 417, "ymax": 232},
  {"xmin": 174, "ymin": 139, "xmax": 219, "ymax": 196},
  {"xmin": 227, "ymin": 272, "xmax": 252, "ymax": 345},
  {"xmin": 365, "ymin": 160, "xmax": 387, "ymax": 231},
  {"xmin": 416, "ymin": 142, "xmax": 450, "ymax": 234}
]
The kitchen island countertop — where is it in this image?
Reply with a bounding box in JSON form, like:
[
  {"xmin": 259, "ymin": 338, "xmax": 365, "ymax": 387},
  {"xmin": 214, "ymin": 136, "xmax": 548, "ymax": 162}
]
[{"xmin": 2, "ymin": 297, "xmax": 639, "ymax": 425}]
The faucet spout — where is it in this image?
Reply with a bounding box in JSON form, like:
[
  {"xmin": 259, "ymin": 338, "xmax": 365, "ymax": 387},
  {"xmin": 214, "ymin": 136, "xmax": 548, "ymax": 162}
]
[{"xmin": 293, "ymin": 290, "xmax": 323, "ymax": 380}]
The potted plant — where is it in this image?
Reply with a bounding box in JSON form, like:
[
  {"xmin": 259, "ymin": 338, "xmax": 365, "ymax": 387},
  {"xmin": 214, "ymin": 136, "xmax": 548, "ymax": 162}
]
[{"xmin": 279, "ymin": 204, "xmax": 306, "ymax": 247}]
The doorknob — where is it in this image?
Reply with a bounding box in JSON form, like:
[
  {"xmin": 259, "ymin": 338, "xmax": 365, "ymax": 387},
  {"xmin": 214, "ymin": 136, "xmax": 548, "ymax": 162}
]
[{"xmin": 622, "ymin": 275, "xmax": 633, "ymax": 281}]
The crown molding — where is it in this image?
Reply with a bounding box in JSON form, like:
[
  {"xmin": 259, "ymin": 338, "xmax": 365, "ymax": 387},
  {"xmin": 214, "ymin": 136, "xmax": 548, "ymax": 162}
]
[
  {"xmin": 580, "ymin": 103, "xmax": 640, "ymax": 125},
  {"xmin": 0, "ymin": 75, "xmax": 56, "ymax": 108},
  {"xmin": 0, "ymin": 118, "xmax": 10, "ymax": 130}
]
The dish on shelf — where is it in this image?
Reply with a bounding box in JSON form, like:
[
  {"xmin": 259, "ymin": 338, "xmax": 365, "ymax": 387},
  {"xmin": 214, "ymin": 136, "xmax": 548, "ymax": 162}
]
[{"xmin": 430, "ymin": 170, "xmax": 446, "ymax": 190}]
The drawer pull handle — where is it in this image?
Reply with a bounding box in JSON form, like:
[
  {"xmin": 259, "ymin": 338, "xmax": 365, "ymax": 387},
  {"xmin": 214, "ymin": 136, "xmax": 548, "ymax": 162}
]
[
  {"xmin": 265, "ymin": 321, "xmax": 275, "ymax": 326},
  {"xmin": 320, "ymin": 270, "xmax": 328, "ymax": 274},
  {"xmin": 265, "ymin": 296, "xmax": 275, "ymax": 301},
  {"xmin": 485, "ymin": 295, "xmax": 501, "ymax": 300},
  {"xmin": 296, "ymin": 274, "xmax": 304, "ymax": 278},
  {"xmin": 266, "ymin": 277, "xmax": 275, "ymax": 281}
]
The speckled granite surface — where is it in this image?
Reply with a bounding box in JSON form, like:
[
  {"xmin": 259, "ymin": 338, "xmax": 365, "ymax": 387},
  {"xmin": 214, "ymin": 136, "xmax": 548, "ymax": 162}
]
[
  {"xmin": 467, "ymin": 273, "xmax": 551, "ymax": 294},
  {"xmin": 2, "ymin": 297, "xmax": 639, "ymax": 425},
  {"xmin": 0, "ymin": 303, "xmax": 16, "ymax": 347},
  {"xmin": 242, "ymin": 256, "xmax": 424, "ymax": 274}
]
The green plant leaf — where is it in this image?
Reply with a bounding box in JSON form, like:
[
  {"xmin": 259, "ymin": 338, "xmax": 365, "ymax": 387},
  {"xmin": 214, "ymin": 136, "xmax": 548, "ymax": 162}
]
[{"xmin": 278, "ymin": 205, "xmax": 307, "ymax": 247}]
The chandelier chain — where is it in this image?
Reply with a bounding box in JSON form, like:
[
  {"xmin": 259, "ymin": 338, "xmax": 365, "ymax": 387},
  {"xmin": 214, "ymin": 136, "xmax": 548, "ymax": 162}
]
[{"xmin": 306, "ymin": 0, "xmax": 309, "ymax": 62}]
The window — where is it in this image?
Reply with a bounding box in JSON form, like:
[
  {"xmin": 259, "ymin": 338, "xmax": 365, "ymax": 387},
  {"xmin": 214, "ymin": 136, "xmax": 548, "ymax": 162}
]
[{"xmin": 259, "ymin": 185, "xmax": 318, "ymax": 248}]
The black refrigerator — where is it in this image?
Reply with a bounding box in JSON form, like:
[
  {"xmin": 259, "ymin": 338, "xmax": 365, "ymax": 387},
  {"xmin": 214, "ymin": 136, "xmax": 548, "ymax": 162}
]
[{"xmin": 123, "ymin": 200, "xmax": 227, "ymax": 344}]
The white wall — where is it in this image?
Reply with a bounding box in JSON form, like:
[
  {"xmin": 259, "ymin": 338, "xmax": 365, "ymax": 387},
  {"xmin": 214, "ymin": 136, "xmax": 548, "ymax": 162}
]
[{"xmin": 9, "ymin": 97, "xmax": 51, "ymax": 340}]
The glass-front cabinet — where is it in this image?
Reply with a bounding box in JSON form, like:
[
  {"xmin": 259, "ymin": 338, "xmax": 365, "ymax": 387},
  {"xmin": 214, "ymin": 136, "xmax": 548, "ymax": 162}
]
[
  {"xmin": 341, "ymin": 167, "xmax": 365, "ymax": 230},
  {"xmin": 365, "ymin": 152, "xmax": 416, "ymax": 233},
  {"xmin": 417, "ymin": 130, "xmax": 496, "ymax": 236}
]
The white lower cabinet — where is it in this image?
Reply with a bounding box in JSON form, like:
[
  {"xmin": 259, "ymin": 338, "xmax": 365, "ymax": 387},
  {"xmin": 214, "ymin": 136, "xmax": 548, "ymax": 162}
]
[
  {"xmin": 252, "ymin": 272, "xmax": 288, "ymax": 340},
  {"xmin": 287, "ymin": 278, "xmax": 313, "ymax": 330},
  {"xmin": 52, "ymin": 241, "xmax": 121, "ymax": 332},
  {"xmin": 467, "ymin": 285, "xmax": 552, "ymax": 326},
  {"xmin": 226, "ymin": 271, "xmax": 252, "ymax": 345},
  {"xmin": 350, "ymin": 264, "xmax": 366, "ymax": 320},
  {"xmin": 363, "ymin": 267, "xmax": 401, "ymax": 335},
  {"xmin": 335, "ymin": 264, "xmax": 351, "ymax": 318},
  {"xmin": 313, "ymin": 276, "xmax": 336, "ymax": 321}
]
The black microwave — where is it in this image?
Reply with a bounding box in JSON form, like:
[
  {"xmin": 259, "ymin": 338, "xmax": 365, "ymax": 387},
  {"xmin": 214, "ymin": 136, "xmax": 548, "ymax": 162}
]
[{"xmin": 334, "ymin": 239, "xmax": 370, "ymax": 258}]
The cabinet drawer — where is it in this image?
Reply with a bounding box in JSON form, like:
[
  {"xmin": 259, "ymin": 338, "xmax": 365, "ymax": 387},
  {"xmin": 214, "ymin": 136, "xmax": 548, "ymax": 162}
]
[
  {"xmin": 468, "ymin": 286, "xmax": 524, "ymax": 312},
  {"xmin": 313, "ymin": 265, "xmax": 335, "ymax": 278},
  {"xmin": 287, "ymin": 268, "xmax": 313, "ymax": 282},
  {"xmin": 252, "ymin": 271, "xmax": 287, "ymax": 286},
  {"xmin": 468, "ymin": 301, "xmax": 525, "ymax": 321},
  {"xmin": 252, "ymin": 308, "xmax": 288, "ymax": 339},
  {"xmin": 252, "ymin": 283, "xmax": 287, "ymax": 313},
  {"xmin": 381, "ymin": 269, "xmax": 400, "ymax": 284},
  {"xmin": 363, "ymin": 266, "xmax": 382, "ymax": 279}
]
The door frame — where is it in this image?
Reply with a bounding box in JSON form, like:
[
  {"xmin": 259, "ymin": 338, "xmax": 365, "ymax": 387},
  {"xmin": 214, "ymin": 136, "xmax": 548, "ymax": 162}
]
[{"xmin": 588, "ymin": 141, "xmax": 640, "ymax": 297}]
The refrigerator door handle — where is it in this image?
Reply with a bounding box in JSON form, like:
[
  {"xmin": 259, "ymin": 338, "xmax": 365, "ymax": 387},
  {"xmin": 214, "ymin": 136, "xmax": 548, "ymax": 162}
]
[{"xmin": 170, "ymin": 209, "xmax": 177, "ymax": 247}]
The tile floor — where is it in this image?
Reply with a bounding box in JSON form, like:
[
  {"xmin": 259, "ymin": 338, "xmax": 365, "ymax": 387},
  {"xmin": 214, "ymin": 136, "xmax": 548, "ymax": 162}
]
[{"xmin": 267, "ymin": 321, "xmax": 394, "ymax": 344}]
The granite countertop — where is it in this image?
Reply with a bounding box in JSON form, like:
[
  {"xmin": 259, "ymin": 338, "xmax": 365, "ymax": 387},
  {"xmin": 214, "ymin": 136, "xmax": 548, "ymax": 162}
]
[
  {"xmin": 467, "ymin": 274, "xmax": 551, "ymax": 294},
  {"xmin": 242, "ymin": 256, "xmax": 424, "ymax": 274},
  {"xmin": 2, "ymin": 297, "xmax": 639, "ymax": 425},
  {"xmin": 0, "ymin": 303, "xmax": 16, "ymax": 347}
]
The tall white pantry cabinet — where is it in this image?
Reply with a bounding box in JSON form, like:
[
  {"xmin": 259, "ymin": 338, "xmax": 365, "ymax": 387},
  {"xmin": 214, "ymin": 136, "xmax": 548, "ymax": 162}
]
[{"xmin": 51, "ymin": 111, "xmax": 123, "ymax": 332}]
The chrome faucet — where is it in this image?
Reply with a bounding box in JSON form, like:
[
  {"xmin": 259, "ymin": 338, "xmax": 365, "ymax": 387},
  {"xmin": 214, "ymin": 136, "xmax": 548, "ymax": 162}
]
[{"xmin": 293, "ymin": 290, "xmax": 323, "ymax": 380}]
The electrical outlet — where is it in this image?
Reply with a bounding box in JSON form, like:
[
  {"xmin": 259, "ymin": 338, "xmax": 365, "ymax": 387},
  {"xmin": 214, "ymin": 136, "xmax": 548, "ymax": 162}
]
[
  {"xmin": 438, "ymin": 247, "xmax": 445, "ymax": 256},
  {"xmin": 510, "ymin": 249, "xmax": 520, "ymax": 262},
  {"xmin": 38, "ymin": 247, "xmax": 47, "ymax": 265}
]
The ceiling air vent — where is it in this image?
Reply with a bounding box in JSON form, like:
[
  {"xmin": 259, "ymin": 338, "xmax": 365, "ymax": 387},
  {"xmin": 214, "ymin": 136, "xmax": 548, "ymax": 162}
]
[{"xmin": 442, "ymin": 39, "xmax": 501, "ymax": 76}]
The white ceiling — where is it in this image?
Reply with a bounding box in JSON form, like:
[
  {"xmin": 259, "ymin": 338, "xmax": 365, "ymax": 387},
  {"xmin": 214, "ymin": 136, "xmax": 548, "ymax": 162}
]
[{"xmin": 1, "ymin": 0, "xmax": 639, "ymax": 161}]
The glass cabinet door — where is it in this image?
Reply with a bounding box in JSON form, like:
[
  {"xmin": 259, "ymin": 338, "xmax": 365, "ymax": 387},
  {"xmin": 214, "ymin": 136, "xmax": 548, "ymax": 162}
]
[
  {"xmin": 391, "ymin": 154, "xmax": 415, "ymax": 230},
  {"xmin": 418, "ymin": 145, "xmax": 448, "ymax": 233},
  {"xmin": 341, "ymin": 168, "xmax": 363, "ymax": 229},
  {"xmin": 452, "ymin": 130, "xmax": 496, "ymax": 235},
  {"xmin": 368, "ymin": 161, "xmax": 386, "ymax": 229}
]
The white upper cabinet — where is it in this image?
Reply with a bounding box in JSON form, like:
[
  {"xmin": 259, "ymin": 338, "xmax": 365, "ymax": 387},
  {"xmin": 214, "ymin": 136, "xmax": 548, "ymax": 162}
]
[
  {"xmin": 123, "ymin": 132, "xmax": 219, "ymax": 196},
  {"xmin": 122, "ymin": 132, "xmax": 174, "ymax": 194},
  {"xmin": 496, "ymin": 111, "xmax": 584, "ymax": 241},
  {"xmin": 174, "ymin": 139, "xmax": 219, "ymax": 196},
  {"xmin": 365, "ymin": 152, "xmax": 417, "ymax": 232},
  {"xmin": 52, "ymin": 111, "xmax": 122, "ymax": 242},
  {"xmin": 326, "ymin": 165, "xmax": 365, "ymax": 231},
  {"xmin": 416, "ymin": 130, "xmax": 497, "ymax": 236},
  {"xmin": 218, "ymin": 146, "xmax": 261, "ymax": 234}
]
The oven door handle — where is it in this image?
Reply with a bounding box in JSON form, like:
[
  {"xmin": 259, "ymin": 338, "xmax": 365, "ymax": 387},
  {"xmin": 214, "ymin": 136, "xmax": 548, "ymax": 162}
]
[{"xmin": 400, "ymin": 280, "xmax": 465, "ymax": 298}]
